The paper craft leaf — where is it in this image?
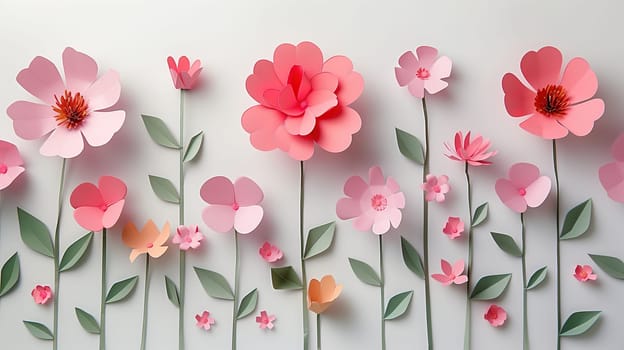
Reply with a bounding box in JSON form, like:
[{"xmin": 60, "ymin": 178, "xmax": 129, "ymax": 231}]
[
  {"xmin": 560, "ymin": 199, "xmax": 592, "ymax": 240},
  {"xmin": 75, "ymin": 308, "xmax": 100, "ymax": 334},
  {"xmin": 183, "ymin": 131, "xmax": 204, "ymax": 163},
  {"xmin": 270, "ymin": 266, "xmax": 303, "ymax": 290},
  {"xmin": 560, "ymin": 311, "xmax": 601, "ymax": 336},
  {"xmin": 164, "ymin": 276, "xmax": 180, "ymax": 307},
  {"xmin": 148, "ymin": 175, "xmax": 180, "ymax": 204},
  {"xmin": 526, "ymin": 266, "xmax": 548, "ymax": 290},
  {"xmin": 17, "ymin": 207, "xmax": 54, "ymax": 258},
  {"xmin": 472, "ymin": 203, "xmax": 489, "ymax": 227},
  {"xmin": 588, "ymin": 254, "xmax": 624, "ymax": 279},
  {"xmin": 0, "ymin": 253, "xmax": 20, "ymax": 297},
  {"xmin": 106, "ymin": 276, "xmax": 139, "ymax": 304},
  {"xmin": 59, "ymin": 232, "xmax": 93, "ymax": 272},
  {"xmin": 194, "ymin": 267, "xmax": 234, "ymax": 300},
  {"xmin": 141, "ymin": 114, "xmax": 180, "ymax": 149},
  {"xmin": 384, "ymin": 290, "xmax": 414, "ymax": 320},
  {"xmin": 490, "ymin": 232, "xmax": 522, "ymax": 257},
  {"xmin": 303, "ymin": 222, "xmax": 336, "ymax": 260},
  {"xmin": 395, "ymin": 128, "xmax": 425, "ymax": 165},
  {"xmin": 470, "ymin": 273, "xmax": 512, "ymax": 300},
  {"xmin": 349, "ymin": 258, "xmax": 382, "ymax": 287},
  {"xmin": 236, "ymin": 288, "xmax": 258, "ymax": 319},
  {"xmin": 23, "ymin": 321, "xmax": 53, "ymax": 340},
  {"xmin": 400, "ymin": 236, "xmax": 425, "ymax": 279}
]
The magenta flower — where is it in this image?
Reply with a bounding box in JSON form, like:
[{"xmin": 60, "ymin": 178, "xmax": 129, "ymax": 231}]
[
  {"xmin": 70, "ymin": 176, "xmax": 127, "ymax": 232},
  {"xmin": 421, "ymin": 174, "xmax": 450, "ymax": 202},
  {"xmin": 172, "ymin": 225, "xmax": 204, "ymax": 251},
  {"xmin": 31, "ymin": 285, "xmax": 53, "ymax": 305},
  {"xmin": 0, "ymin": 140, "xmax": 25, "ymax": 190},
  {"xmin": 444, "ymin": 131, "xmax": 497, "ymax": 166},
  {"xmin": 431, "ymin": 259, "xmax": 468, "ymax": 285},
  {"xmin": 495, "ymin": 163, "xmax": 551, "ymax": 213},
  {"xmin": 599, "ymin": 133, "xmax": 624, "ymax": 203},
  {"xmin": 167, "ymin": 56, "xmax": 202, "ymax": 90},
  {"xmin": 195, "ymin": 311, "xmax": 215, "ymax": 331},
  {"xmin": 395, "ymin": 46, "xmax": 452, "ymax": 98},
  {"xmin": 574, "ymin": 265, "xmax": 597, "ymax": 282},
  {"xmin": 7, "ymin": 47, "xmax": 125, "ymax": 158},
  {"xmin": 336, "ymin": 166, "xmax": 405, "ymax": 235},
  {"xmin": 256, "ymin": 310, "xmax": 276, "ymax": 330},
  {"xmin": 259, "ymin": 242, "xmax": 283, "ymax": 263},
  {"xmin": 442, "ymin": 217, "xmax": 464, "ymax": 239},
  {"xmin": 484, "ymin": 304, "xmax": 507, "ymax": 327}
]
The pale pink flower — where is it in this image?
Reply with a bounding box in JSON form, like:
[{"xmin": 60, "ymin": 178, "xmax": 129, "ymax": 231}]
[
  {"xmin": 172, "ymin": 225, "xmax": 204, "ymax": 250},
  {"xmin": 421, "ymin": 174, "xmax": 450, "ymax": 202},
  {"xmin": 442, "ymin": 217, "xmax": 464, "ymax": 239},
  {"xmin": 195, "ymin": 311, "xmax": 215, "ymax": 331},
  {"xmin": 31, "ymin": 285, "xmax": 53, "ymax": 304},
  {"xmin": 431, "ymin": 259, "xmax": 468, "ymax": 285},
  {"xmin": 444, "ymin": 131, "xmax": 497, "ymax": 166},
  {"xmin": 484, "ymin": 304, "xmax": 507, "ymax": 327},
  {"xmin": 574, "ymin": 265, "xmax": 597, "ymax": 282},
  {"xmin": 495, "ymin": 163, "xmax": 551, "ymax": 213},
  {"xmin": 256, "ymin": 310, "xmax": 276, "ymax": 330},
  {"xmin": 259, "ymin": 242, "xmax": 283, "ymax": 263},
  {"xmin": 395, "ymin": 46, "xmax": 452, "ymax": 98},
  {"xmin": 167, "ymin": 56, "xmax": 202, "ymax": 90},
  {"xmin": 0, "ymin": 140, "xmax": 25, "ymax": 190}
]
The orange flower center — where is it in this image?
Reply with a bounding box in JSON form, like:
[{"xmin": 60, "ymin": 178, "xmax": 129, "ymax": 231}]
[
  {"xmin": 534, "ymin": 84, "xmax": 570, "ymax": 118},
  {"xmin": 0, "ymin": 163, "xmax": 7, "ymax": 174},
  {"xmin": 416, "ymin": 67, "xmax": 430, "ymax": 79},
  {"xmin": 371, "ymin": 194, "xmax": 388, "ymax": 211},
  {"xmin": 53, "ymin": 90, "xmax": 89, "ymax": 129}
]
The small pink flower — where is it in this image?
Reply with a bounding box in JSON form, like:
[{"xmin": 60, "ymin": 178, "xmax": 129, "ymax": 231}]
[
  {"xmin": 31, "ymin": 285, "xmax": 53, "ymax": 305},
  {"xmin": 0, "ymin": 140, "xmax": 25, "ymax": 190},
  {"xmin": 484, "ymin": 304, "xmax": 507, "ymax": 327},
  {"xmin": 444, "ymin": 131, "xmax": 497, "ymax": 166},
  {"xmin": 574, "ymin": 265, "xmax": 597, "ymax": 282},
  {"xmin": 395, "ymin": 46, "xmax": 452, "ymax": 98},
  {"xmin": 421, "ymin": 174, "xmax": 450, "ymax": 202},
  {"xmin": 167, "ymin": 56, "xmax": 202, "ymax": 90},
  {"xmin": 495, "ymin": 163, "xmax": 551, "ymax": 213},
  {"xmin": 442, "ymin": 217, "xmax": 464, "ymax": 239},
  {"xmin": 70, "ymin": 176, "xmax": 127, "ymax": 232},
  {"xmin": 172, "ymin": 225, "xmax": 204, "ymax": 251},
  {"xmin": 599, "ymin": 133, "xmax": 624, "ymax": 203},
  {"xmin": 195, "ymin": 311, "xmax": 215, "ymax": 331},
  {"xmin": 432, "ymin": 259, "xmax": 467, "ymax": 285},
  {"xmin": 256, "ymin": 310, "xmax": 276, "ymax": 330},
  {"xmin": 259, "ymin": 242, "xmax": 283, "ymax": 263}
]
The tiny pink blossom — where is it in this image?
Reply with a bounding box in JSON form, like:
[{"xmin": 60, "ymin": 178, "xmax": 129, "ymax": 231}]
[
  {"xmin": 259, "ymin": 242, "xmax": 283, "ymax": 263},
  {"xmin": 484, "ymin": 304, "xmax": 507, "ymax": 327},
  {"xmin": 421, "ymin": 174, "xmax": 450, "ymax": 202},
  {"xmin": 442, "ymin": 217, "xmax": 464, "ymax": 239},
  {"xmin": 256, "ymin": 310, "xmax": 276, "ymax": 330},
  {"xmin": 431, "ymin": 259, "xmax": 468, "ymax": 285},
  {"xmin": 574, "ymin": 265, "xmax": 597, "ymax": 282},
  {"xmin": 195, "ymin": 311, "xmax": 215, "ymax": 331},
  {"xmin": 172, "ymin": 225, "xmax": 204, "ymax": 251},
  {"xmin": 31, "ymin": 285, "xmax": 52, "ymax": 304}
]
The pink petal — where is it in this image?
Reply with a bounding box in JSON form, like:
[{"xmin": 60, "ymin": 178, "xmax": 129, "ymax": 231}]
[
  {"xmin": 311, "ymin": 72, "xmax": 339, "ymax": 92},
  {"xmin": 62, "ymin": 47, "xmax": 98, "ymax": 93},
  {"xmin": 16, "ymin": 56, "xmax": 65, "ymax": 105},
  {"xmin": 429, "ymin": 56, "xmax": 452, "ymax": 80},
  {"xmin": 558, "ymin": 99, "xmax": 604, "ymax": 137},
  {"xmin": 397, "ymin": 51, "xmax": 419, "ymax": 74},
  {"xmin": 246, "ymin": 60, "xmax": 284, "ymax": 106},
  {"xmin": 234, "ymin": 205, "xmax": 264, "ymax": 234},
  {"xmin": 388, "ymin": 207, "xmax": 402, "ymax": 228},
  {"xmin": 98, "ymin": 176, "xmax": 127, "ymax": 205},
  {"xmin": 502, "ymin": 73, "xmax": 536, "ymax": 117},
  {"xmin": 336, "ymin": 198, "xmax": 362, "ymax": 220},
  {"xmin": 432, "ymin": 274, "xmax": 452, "ymax": 285},
  {"xmin": 353, "ymin": 213, "xmax": 374, "ymax": 232},
  {"xmin": 234, "ymin": 177, "xmax": 263, "ymax": 206},
  {"xmin": 284, "ymin": 111, "xmax": 316, "ymax": 136},
  {"xmin": 322, "ymin": 56, "xmax": 363, "ymax": 106},
  {"xmin": 386, "ymin": 177, "xmax": 400, "ymax": 193},
  {"xmin": 416, "ymin": 46, "xmax": 438, "ymax": 69},
  {"xmin": 560, "ymin": 57, "xmax": 598, "ymax": 104},
  {"xmin": 40, "ymin": 127, "xmax": 84, "ymax": 158},
  {"xmin": 407, "ymin": 78, "xmax": 426, "ymax": 98},
  {"xmin": 495, "ymin": 179, "xmax": 527, "ymax": 213},
  {"xmin": 520, "ymin": 46, "xmax": 563, "ymax": 91},
  {"xmin": 314, "ymin": 106, "xmax": 361, "ymax": 153},
  {"xmin": 202, "ymin": 205, "xmax": 235, "ymax": 233},
  {"xmin": 273, "ymin": 42, "xmax": 322, "ymax": 85},
  {"xmin": 73, "ymin": 206, "xmax": 105, "ymax": 231},
  {"xmin": 274, "ymin": 127, "xmax": 315, "ymax": 161},
  {"xmin": 278, "ymin": 85, "xmax": 301, "ymax": 116},
  {"xmin": 344, "ymin": 175, "xmax": 368, "ymax": 198},
  {"xmin": 441, "ymin": 259, "xmax": 452, "ymax": 275},
  {"xmin": 519, "ymin": 114, "xmax": 569, "ymax": 139},
  {"xmin": 0, "ymin": 166, "xmax": 25, "ymax": 190},
  {"xmin": 306, "ymin": 90, "xmax": 338, "ymax": 117},
  {"xmin": 599, "ymin": 162, "xmax": 624, "ymax": 203},
  {"xmin": 102, "ymin": 200, "xmax": 125, "ymax": 229},
  {"xmin": 70, "ymin": 182, "xmax": 104, "ymax": 208},
  {"xmin": 6, "ymin": 101, "xmax": 57, "ymax": 140},
  {"xmin": 452, "ymin": 260, "xmax": 465, "ymax": 276},
  {"xmin": 368, "ymin": 166, "xmax": 385, "ymax": 186},
  {"xmin": 200, "ymin": 176, "xmax": 235, "ymax": 205},
  {"xmin": 0, "ymin": 141, "xmax": 23, "ymax": 166},
  {"xmin": 178, "ymin": 56, "xmax": 190, "ymax": 72},
  {"xmin": 372, "ymin": 217, "xmax": 391, "ymax": 235},
  {"xmin": 80, "ymin": 110, "xmax": 125, "ymax": 147},
  {"xmin": 525, "ymin": 176, "xmax": 551, "ymax": 208},
  {"xmin": 85, "ymin": 70, "xmax": 121, "ymax": 110},
  {"xmin": 388, "ymin": 192, "xmax": 405, "ymax": 209},
  {"xmin": 611, "ymin": 134, "xmax": 624, "ymax": 162},
  {"xmin": 508, "ymin": 162, "xmax": 540, "ymax": 188},
  {"xmin": 241, "ymin": 106, "xmax": 284, "ymax": 151},
  {"xmin": 423, "ymin": 78, "xmax": 449, "ymax": 95},
  {"xmin": 395, "ymin": 66, "xmax": 415, "ymax": 87},
  {"xmin": 454, "ymin": 275, "xmax": 468, "ymax": 284}
]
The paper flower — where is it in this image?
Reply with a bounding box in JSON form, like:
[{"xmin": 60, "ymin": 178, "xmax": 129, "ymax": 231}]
[
  {"xmin": 444, "ymin": 131, "xmax": 497, "ymax": 166},
  {"xmin": 484, "ymin": 304, "xmax": 507, "ymax": 327},
  {"xmin": 259, "ymin": 242, "xmax": 283, "ymax": 263},
  {"xmin": 442, "ymin": 216, "xmax": 464, "ymax": 239},
  {"xmin": 167, "ymin": 56, "xmax": 202, "ymax": 90},
  {"xmin": 200, "ymin": 176, "xmax": 264, "ymax": 234},
  {"xmin": 172, "ymin": 225, "xmax": 204, "ymax": 250},
  {"xmin": 195, "ymin": 311, "xmax": 215, "ymax": 331},
  {"xmin": 242, "ymin": 41, "xmax": 364, "ymax": 161},
  {"xmin": 431, "ymin": 259, "xmax": 468, "ymax": 285},
  {"xmin": 308, "ymin": 275, "xmax": 343, "ymax": 314},
  {"xmin": 6, "ymin": 47, "xmax": 125, "ymax": 158},
  {"xmin": 574, "ymin": 265, "xmax": 597, "ymax": 282},
  {"xmin": 256, "ymin": 310, "xmax": 276, "ymax": 330},
  {"xmin": 31, "ymin": 285, "xmax": 53, "ymax": 305},
  {"xmin": 495, "ymin": 163, "xmax": 551, "ymax": 213},
  {"xmin": 0, "ymin": 140, "xmax": 25, "ymax": 190},
  {"xmin": 122, "ymin": 220, "xmax": 170, "ymax": 262},
  {"xmin": 502, "ymin": 46, "xmax": 604, "ymax": 139},
  {"xmin": 336, "ymin": 166, "xmax": 405, "ymax": 235},
  {"xmin": 421, "ymin": 174, "xmax": 450, "ymax": 202},
  {"xmin": 395, "ymin": 46, "xmax": 452, "ymax": 98},
  {"xmin": 70, "ymin": 176, "xmax": 126, "ymax": 232},
  {"xmin": 599, "ymin": 133, "xmax": 624, "ymax": 203}
]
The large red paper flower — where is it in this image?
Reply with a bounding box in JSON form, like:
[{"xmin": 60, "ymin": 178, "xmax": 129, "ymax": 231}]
[
  {"xmin": 502, "ymin": 46, "xmax": 604, "ymax": 139},
  {"xmin": 242, "ymin": 42, "xmax": 364, "ymax": 161}
]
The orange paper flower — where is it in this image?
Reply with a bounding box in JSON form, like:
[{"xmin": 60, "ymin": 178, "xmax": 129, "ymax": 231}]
[
  {"xmin": 122, "ymin": 220, "xmax": 170, "ymax": 262},
  {"xmin": 307, "ymin": 275, "xmax": 343, "ymax": 314}
]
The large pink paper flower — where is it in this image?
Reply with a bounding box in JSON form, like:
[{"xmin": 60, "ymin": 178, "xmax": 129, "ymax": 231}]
[
  {"xmin": 242, "ymin": 41, "xmax": 364, "ymax": 161},
  {"xmin": 444, "ymin": 131, "xmax": 497, "ymax": 166},
  {"xmin": 502, "ymin": 46, "xmax": 604, "ymax": 139},
  {"xmin": 70, "ymin": 176, "xmax": 127, "ymax": 232},
  {"xmin": 395, "ymin": 46, "xmax": 452, "ymax": 98},
  {"xmin": 484, "ymin": 304, "xmax": 507, "ymax": 327},
  {"xmin": 421, "ymin": 174, "xmax": 450, "ymax": 202},
  {"xmin": 336, "ymin": 166, "xmax": 405, "ymax": 235},
  {"xmin": 431, "ymin": 259, "xmax": 468, "ymax": 285},
  {"xmin": 495, "ymin": 163, "xmax": 551, "ymax": 213},
  {"xmin": 574, "ymin": 265, "xmax": 597, "ymax": 282},
  {"xmin": 167, "ymin": 56, "xmax": 202, "ymax": 90},
  {"xmin": 7, "ymin": 47, "xmax": 125, "ymax": 158},
  {"xmin": 200, "ymin": 176, "xmax": 264, "ymax": 234},
  {"xmin": 0, "ymin": 140, "xmax": 25, "ymax": 190},
  {"xmin": 599, "ymin": 133, "xmax": 624, "ymax": 203}
]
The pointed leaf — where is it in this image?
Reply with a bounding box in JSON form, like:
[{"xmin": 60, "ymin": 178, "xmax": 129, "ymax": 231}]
[
  {"xmin": 23, "ymin": 321, "xmax": 53, "ymax": 340},
  {"xmin": 472, "ymin": 203, "xmax": 489, "ymax": 227},
  {"xmin": 236, "ymin": 288, "xmax": 259, "ymax": 319},
  {"xmin": 303, "ymin": 222, "xmax": 336, "ymax": 260},
  {"xmin": 148, "ymin": 175, "xmax": 180, "ymax": 204},
  {"xmin": 194, "ymin": 267, "xmax": 234, "ymax": 299},
  {"xmin": 490, "ymin": 232, "xmax": 522, "ymax": 257},
  {"xmin": 164, "ymin": 276, "xmax": 180, "ymax": 307},
  {"xmin": 141, "ymin": 114, "xmax": 180, "ymax": 149},
  {"xmin": 59, "ymin": 232, "xmax": 93, "ymax": 272},
  {"xmin": 470, "ymin": 273, "xmax": 512, "ymax": 300},
  {"xmin": 560, "ymin": 311, "xmax": 601, "ymax": 336},
  {"xmin": 270, "ymin": 266, "xmax": 302, "ymax": 290},
  {"xmin": 560, "ymin": 199, "xmax": 592, "ymax": 240},
  {"xmin": 75, "ymin": 308, "xmax": 100, "ymax": 334},
  {"xmin": 400, "ymin": 237, "xmax": 424, "ymax": 279},
  {"xmin": 183, "ymin": 131, "xmax": 204, "ymax": 163},
  {"xmin": 17, "ymin": 208, "xmax": 54, "ymax": 258},
  {"xmin": 0, "ymin": 253, "xmax": 20, "ymax": 297},
  {"xmin": 106, "ymin": 276, "xmax": 139, "ymax": 304},
  {"xmin": 526, "ymin": 266, "xmax": 548, "ymax": 290},
  {"xmin": 395, "ymin": 128, "xmax": 424, "ymax": 165},
  {"xmin": 349, "ymin": 258, "xmax": 381, "ymax": 287},
  {"xmin": 384, "ymin": 290, "xmax": 414, "ymax": 320},
  {"xmin": 589, "ymin": 254, "xmax": 624, "ymax": 279}
]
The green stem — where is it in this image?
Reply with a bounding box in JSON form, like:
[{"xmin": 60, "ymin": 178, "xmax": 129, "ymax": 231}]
[
  {"xmin": 552, "ymin": 140, "xmax": 561, "ymax": 350},
  {"xmin": 521, "ymin": 213, "xmax": 528, "ymax": 350},
  {"xmin": 299, "ymin": 161, "xmax": 309, "ymax": 350},
  {"xmin": 140, "ymin": 256, "xmax": 150, "ymax": 350},
  {"xmin": 53, "ymin": 158, "xmax": 67, "ymax": 350},
  {"xmin": 379, "ymin": 235, "xmax": 386, "ymax": 350},
  {"xmin": 463, "ymin": 162, "xmax": 473, "ymax": 350},
  {"xmin": 100, "ymin": 229, "xmax": 107, "ymax": 350},
  {"xmin": 421, "ymin": 97, "xmax": 433, "ymax": 350},
  {"xmin": 231, "ymin": 231, "xmax": 240, "ymax": 350},
  {"xmin": 178, "ymin": 88, "xmax": 186, "ymax": 350},
  {"xmin": 316, "ymin": 314, "xmax": 321, "ymax": 350}
]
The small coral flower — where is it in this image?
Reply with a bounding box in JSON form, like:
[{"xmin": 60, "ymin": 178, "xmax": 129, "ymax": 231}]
[
  {"xmin": 484, "ymin": 304, "xmax": 507, "ymax": 327},
  {"xmin": 444, "ymin": 131, "xmax": 497, "ymax": 166},
  {"xmin": 432, "ymin": 259, "xmax": 468, "ymax": 285},
  {"xmin": 574, "ymin": 265, "xmax": 597, "ymax": 282},
  {"xmin": 421, "ymin": 174, "xmax": 450, "ymax": 202},
  {"xmin": 259, "ymin": 242, "xmax": 283, "ymax": 263},
  {"xmin": 395, "ymin": 46, "xmax": 452, "ymax": 98},
  {"xmin": 172, "ymin": 225, "xmax": 204, "ymax": 251},
  {"xmin": 167, "ymin": 56, "xmax": 202, "ymax": 90},
  {"xmin": 495, "ymin": 163, "xmax": 551, "ymax": 213},
  {"xmin": 0, "ymin": 140, "xmax": 25, "ymax": 190},
  {"xmin": 31, "ymin": 285, "xmax": 53, "ymax": 305},
  {"xmin": 122, "ymin": 220, "xmax": 170, "ymax": 262},
  {"xmin": 442, "ymin": 217, "xmax": 464, "ymax": 239},
  {"xmin": 308, "ymin": 275, "xmax": 343, "ymax": 314},
  {"xmin": 195, "ymin": 311, "xmax": 215, "ymax": 331},
  {"xmin": 256, "ymin": 310, "xmax": 276, "ymax": 330},
  {"xmin": 70, "ymin": 176, "xmax": 127, "ymax": 232}
]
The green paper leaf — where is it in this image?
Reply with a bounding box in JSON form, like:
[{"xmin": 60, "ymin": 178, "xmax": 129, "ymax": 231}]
[
  {"xmin": 106, "ymin": 276, "xmax": 139, "ymax": 304},
  {"xmin": 0, "ymin": 253, "xmax": 20, "ymax": 297},
  {"xmin": 400, "ymin": 237, "xmax": 424, "ymax": 279},
  {"xmin": 472, "ymin": 203, "xmax": 489, "ymax": 227},
  {"xmin": 59, "ymin": 232, "xmax": 93, "ymax": 272},
  {"xmin": 141, "ymin": 114, "xmax": 180, "ymax": 149},
  {"xmin": 75, "ymin": 307, "xmax": 100, "ymax": 334},
  {"xmin": 183, "ymin": 131, "xmax": 204, "ymax": 163},
  {"xmin": 303, "ymin": 222, "xmax": 336, "ymax": 260},
  {"xmin": 588, "ymin": 254, "xmax": 624, "ymax": 279},
  {"xmin": 560, "ymin": 199, "xmax": 592, "ymax": 240},
  {"xmin": 194, "ymin": 267, "xmax": 234, "ymax": 299},
  {"xmin": 490, "ymin": 232, "xmax": 522, "ymax": 257},
  {"xmin": 395, "ymin": 128, "xmax": 425, "ymax": 165},
  {"xmin": 349, "ymin": 258, "xmax": 381, "ymax": 287},
  {"xmin": 148, "ymin": 175, "xmax": 180, "ymax": 204},
  {"xmin": 164, "ymin": 276, "xmax": 180, "ymax": 307},
  {"xmin": 236, "ymin": 288, "xmax": 258, "ymax": 319},
  {"xmin": 560, "ymin": 311, "xmax": 601, "ymax": 336},
  {"xmin": 270, "ymin": 266, "xmax": 303, "ymax": 290},
  {"xmin": 470, "ymin": 273, "xmax": 512, "ymax": 300},
  {"xmin": 384, "ymin": 290, "xmax": 414, "ymax": 320},
  {"xmin": 23, "ymin": 321, "xmax": 53, "ymax": 340},
  {"xmin": 17, "ymin": 207, "xmax": 54, "ymax": 258},
  {"xmin": 526, "ymin": 266, "xmax": 548, "ymax": 290}
]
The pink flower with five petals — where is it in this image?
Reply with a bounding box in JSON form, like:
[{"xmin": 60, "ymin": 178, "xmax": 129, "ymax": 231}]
[
  {"xmin": 574, "ymin": 265, "xmax": 597, "ymax": 282},
  {"xmin": 495, "ymin": 163, "xmax": 551, "ymax": 213},
  {"xmin": 195, "ymin": 311, "xmax": 215, "ymax": 331},
  {"xmin": 172, "ymin": 225, "xmax": 204, "ymax": 251},
  {"xmin": 484, "ymin": 304, "xmax": 507, "ymax": 327},
  {"xmin": 431, "ymin": 259, "xmax": 468, "ymax": 285},
  {"xmin": 256, "ymin": 310, "xmax": 276, "ymax": 330},
  {"xmin": 442, "ymin": 217, "xmax": 464, "ymax": 239},
  {"xmin": 421, "ymin": 175, "xmax": 450, "ymax": 202},
  {"xmin": 70, "ymin": 176, "xmax": 127, "ymax": 232},
  {"xmin": 259, "ymin": 242, "xmax": 283, "ymax": 263},
  {"xmin": 0, "ymin": 140, "xmax": 25, "ymax": 190},
  {"xmin": 31, "ymin": 285, "xmax": 53, "ymax": 305},
  {"xmin": 167, "ymin": 56, "xmax": 202, "ymax": 90},
  {"xmin": 395, "ymin": 46, "xmax": 452, "ymax": 98}
]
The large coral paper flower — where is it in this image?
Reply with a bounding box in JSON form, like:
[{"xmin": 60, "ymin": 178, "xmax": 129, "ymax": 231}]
[
  {"xmin": 395, "ymin": 46, "xmax": 452, "ymax": 98},
  {"xmin": 0, "ymin": 140, "xmax": 25, "ymax": 190},
  {"xmin": 70, "ymin": 176, "xmax": 127, "ymax": 232},
  {"xmin": 242, "ymin": 41, "xmax": 364, "ymax": 161},
  {"xmin": 307, "ymin": 275, "xmax": 343, "ymax": 314},
  {"xmin": 7, "ymin": 47, "xmax": 125, "ymax": 158},
  {"xmin": 502, "ymin": 46, "xmax": 604, "ymax": 139}
]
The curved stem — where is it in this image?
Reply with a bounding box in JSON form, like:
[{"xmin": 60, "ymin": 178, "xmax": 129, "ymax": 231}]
[
  {"xmin": 463, "ymin": 162, "xmax": 473, "ymax": 350},
  {"xmin": 521, "ymin": 213, "xmax": 528, "ymax": 350},
  {"xmin": 53, "ymin": 158, "xmax": 67, "ymax": 350},
  {"xmin": 231, "ymin": 231, "xmax": 240, "ymax": 350},
  {"xmin": 140, "ymin": 256, "xmax": 150, "ymax": 350},
  {"xmin": 379, "ymin": 235, "xmax": 386, "ymax": 350},
  {"xmin": 299, "ymin": 161, "xmax": 309, "ymax": 350},
  {"xmin": 178, "ymin": 88, "xmax": 186, "ymax": 350},
  {"xmin": 421, "ymin": 97, "xmax": 433, "ymax": 350},
  {"xmin": 316, "ymin": 314, "xmax": 321, "ymax": 350},
  {"xmin": 552, "ymin": 140, "xmax": 561, "ymax": 350},
  {"xmin": 100, "ymin": 229, "xmax": 107, "ymax": 350}
]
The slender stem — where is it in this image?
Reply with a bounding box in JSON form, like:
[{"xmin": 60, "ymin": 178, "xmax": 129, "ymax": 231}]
[
  {"xmin": 299, "ymin": 161, "xmax": 309, "ymax": 350},
  {"xmin": 178, "ymin": 88, "xmax": 186, "ymax": 350},
  {"xmin": 521, "ymin": 213, "xmax": 528, "ymax": 350},
  {"xmin": 316, "ymin": 314, "xmax": 321, "ymax": 350},
  {"xmin": 421, "ymin": 97, "xmax": 433, "ymax": 350},
  {"xmin": 231, "ymin": 231, "xmax": 240, "ymax": 350},
  {"xmin": 53, "ymin": 158, "xmax": 67, "ymax": 350},
  {"xmin": 100, "ymin": 229, "xmax": 107, "ymax": 350},
  {"xmin": 379, "ymin": 235, "xmax": 386, "ymax": 350},
  {"xmin": 552, "ymin": 140, "xmax": 561, "ymax": 350},
  {"xmin": 140, "ymin": 256, "xmax": 150, "ymax": 350},
  {"xmin": 463, "ymin": 162, "xmax": 473, "ymax": 350}
]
